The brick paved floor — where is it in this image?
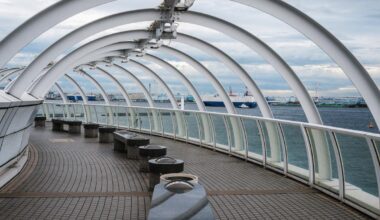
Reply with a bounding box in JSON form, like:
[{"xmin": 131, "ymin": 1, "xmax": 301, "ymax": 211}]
[{"xmin": 0, "ymin": 124, "xmax": 370, "ymax": 219}]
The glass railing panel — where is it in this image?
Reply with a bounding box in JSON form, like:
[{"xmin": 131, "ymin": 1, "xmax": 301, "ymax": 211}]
[
  {"xmin": 211, "ymin": 115, "xmax": 229, "ymax": 150},
  {"xmin": 117, "ymin": 106, "xmax": 129, "ymax": 128},
  {"xmin": 150, "ymin": 109, "xmax": 162, "ymax": 134},
  {"xmin": 160, "ymin": 109, "xmax": 174, "ymax": 136},
  {"xmin": 184, "ymin": 112, "xmax": 199, "ymax": 141},
  {"xmin": 110, "ymin": 106, "xmax": 119, "ymax": 126},
  {"xmin": 73, "ymin": 104, "xmax": 85, "ymax": 122},
  {"xmin": 335, "ymin": 132, "xmax": 379, "ymax": 211},
  {"xmin": 173, "ymin": 111, "xmax": 186, "ymax": 139},
  {"xmin": 374, "ymin": 138, "xmax": 380, "ymax": 161},
  {"xmin": 88, "ymin": 105, "xmax": 98, "ymax": 123},
  {"xmin": 129, "ymin": 107, "xmax": 140, "ymax": 130},
  {"xmin": 94, "ymin": 105, "xmax": 107, "ymax": 125},
  {"xmin": 226, "ymin": 116, "xmax": 246, "ymax": 156},
  {"xmin": 198, "ymin": 113, "xmax": 213, "ymax": 145},
  {"xmin": 242, "ymin": 118, "xmax": 263, "ymax": 161},
  {"xmin": 261, "ymin": 121, "xmax": 284, "ymax": 169},
  {"xmin": 307, "ymin": 128, "xmax": 338, "ymax": 193},
  {"xmin": 282, "ymin": 124, "xmax": 309, "ymax": 179},
  {"xmin": 138, "ymin": 108, "xmax": 150, "ymax": 132},
  {"xmin": 53, "ymin": 104, "xmax": 65, "ymax": 119}
]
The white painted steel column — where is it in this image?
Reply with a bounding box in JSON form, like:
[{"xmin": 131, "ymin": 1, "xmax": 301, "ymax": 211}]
[
  {"xmin": 78, "ymin": 70, "xmax": 114, "ymax": 124},
  {"xmin": 0, "ymin": 0, "xmax": 114, "ymax": 68},
  {"xmin": 63, "ymin": 74, "xmax": 89, "ymax": 123}
]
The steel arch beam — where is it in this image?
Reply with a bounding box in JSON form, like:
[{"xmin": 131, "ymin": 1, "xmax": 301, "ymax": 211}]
[
  {"xmin": 29, "ymin": 31, "xmax": 149, "ymax": 97},
  {"xmin": 85, "ymin": 65, "xmax": 133, "ymax": 107},
  {"xmin": 0, "ymin": 68, "xmax": 21, "ymax": 77},
  {"xmin": 0, "ymin": 69, "xmax": 23, "ymax": 85},
  {"xmin": 233, "ymin": 0, "xmax": 380, "ymax": 129},
  {"xmin": 54, "ymin": 83, "xmax": 68, "ymax": 104},
  {"xmin": 142, "ymin": 54, "xmax": 206, "ymax": 111},
  {"xmin": 78, "ymin": 70, "xmax": 111, "ymax": 105},
  {"xmin": 175, "ymin": 33, "xmax": 273, "ymax": 118},
  {"xmin": 159, "ymin": 45, "xmax": 236, "ymax": 114},
  {"xmin": 8, "ymin": 9, "xmax": 159, "ymax": 98},
  {"xmin": 29, "ymin": 30, "xmax": 234, "ymax": 114},
  {"xmin": 10, "ymin": 9, "xmax": 317, "ymax": 123},
  {"xmin": 127, "ymin": 60, "xmax": 178, "ymax": 109},
  {"xmin": 0, "ymin": 0, "xmax": 114, "ymax": 69},
  {"xmin": 64, "ymin": 74, "xmax": 88, "ymax": 105},
  {"xmin": 178, "ymin": 11, "xmax": 321, "ymax": 123}
]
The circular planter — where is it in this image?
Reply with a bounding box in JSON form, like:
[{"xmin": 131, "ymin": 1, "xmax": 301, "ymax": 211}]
[
  {"xmin": 149, "ymin": 157, "xmax": 184, "ymax": 174},
  {"xmin": 138, "ymin": 145, "xmax": 167, "ymax": 172},
  {"xmin": 160, "ymin": 173, "xmax": 198, "ymax": 185},
  {"xmin": 139, "ymin": 145, "xmax": 167, "ymax": 158}
]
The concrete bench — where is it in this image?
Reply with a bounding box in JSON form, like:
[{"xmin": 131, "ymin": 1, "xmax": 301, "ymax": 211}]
[
  {"xmin": 113, "ymin": 130, "xmax": 150, "ymax": 159},
  {"xmin": 66, "ymin": 120, "xmax": 82, "ymax": 134},
  {"xmin": 83, "ymin": 123, "xmax": 99, "ymax": 138},
  {"xmin": 52, "ymin": 119, "xmax": 64, "ymax": 131},
  {"xmin": 99, "ymin": 126, "xmax": 117, "ymax": 143},
  {"xmin": 34, "ymin": 116, "xmax": 46, "ymax": 127},
  {"xmin": 51, "ymin": 119, "xmax": 82, "ymax": 134}
]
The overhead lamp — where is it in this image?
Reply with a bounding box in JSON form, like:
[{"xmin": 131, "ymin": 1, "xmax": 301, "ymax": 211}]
[{"xmin": 175, "ymin": 0, "xmax": 195, "ymax": 11}]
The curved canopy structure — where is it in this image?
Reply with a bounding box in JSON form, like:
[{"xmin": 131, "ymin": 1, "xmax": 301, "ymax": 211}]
[{"xmin": 0, "ymin": 1, "xmax": 379, "ymax": 217}]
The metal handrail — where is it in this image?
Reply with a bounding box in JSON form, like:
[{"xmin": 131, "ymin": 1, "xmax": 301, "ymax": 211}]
[{"xmin": 42, "ymin": 101, "xmax": 380, "ymax": 217}]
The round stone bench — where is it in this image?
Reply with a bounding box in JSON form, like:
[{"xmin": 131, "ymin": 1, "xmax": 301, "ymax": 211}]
[
  {"xmin": 66, "ymin": 120, "xmax": 82, "ymax": 134},
  {"xmin": 51, "ymin": 119, "xmax": 64, "ymax": 132},
  {"xmin": 125, "ymin": 136, "xmax": 150, "ymax": 160},
  {"xmin": 148, "ymin": 157, "xmax": 184, "ymax": 191},
  {"xmin": 139, "ymin": 145, "xmax": 167, "ymax": 172},
  {"xmin": 98, "ymin": 127, "xmax": 117, "ymax": 143},
  {"xmin": 34, "ymin": 116, "xmax": 46, "ymax": 127},
  {"xmin": 83, "ymin": 123, "xmax": 99, "ymax": 138}
]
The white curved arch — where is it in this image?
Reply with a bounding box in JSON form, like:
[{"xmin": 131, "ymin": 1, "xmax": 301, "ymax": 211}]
[
  {"xmin": 159, "ymin": 45, "xmax": 236, "ymax": 114},
  {"xmin": 86, "ymin": 65, "xmax": 133, "ymax": 107},
  {"xmin": 53, "ymin": 83, "xmax": 68, "ymax": 104},
  {"xmin": 64, "ymin": 74, "xmax": 88, "ymax": 105},
  {"xmin": 9, "ymin": 9, "xmax": 318, "ymax": 123},
  {"xmin": 29, "ymin": 30, "xmax": 149, "ymax": 97},
  {"xmin": 0, "ymin": 69, "xmax": 23, "ymax": 84},
  {"xmin": 0, "ymin": 0, "xmax": 114, "ymax": 68},
  {"xmin": 233, "ymin": 0, "xmax": 380, "ymax": 129},
  {"xmin": 0, "ymin": 68, "xmax": 21, "ymax": 77},
  {"xmin": 175, "ymin": 33, "xmax": 273, "ymax": 118},
  {"xmin": 78, "ymin": 70, "xmax": 110, "ymax": 105},
  {"xmin": 127, "ymin": 60, "xmax": 178, "ymax": 109},
  {"xmin": 106, "ymin": 62, "xmax": 155, "ymax": 107},
  {"xmin": 143, "ymin": 54, "xmax": 206, "ymax": 111}
]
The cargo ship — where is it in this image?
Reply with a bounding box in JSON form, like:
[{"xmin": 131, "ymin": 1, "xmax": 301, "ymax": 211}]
[{"xmin": 202, "ymin": 88, "xmax": 257, "ymax": 108}]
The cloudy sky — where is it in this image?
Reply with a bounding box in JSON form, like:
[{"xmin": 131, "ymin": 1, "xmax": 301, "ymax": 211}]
[{"xmin": 0, "ymin": 0, "xmax": 379, "ymax": 97}]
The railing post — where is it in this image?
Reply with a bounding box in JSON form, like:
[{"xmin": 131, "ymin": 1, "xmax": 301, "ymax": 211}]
[
  {"xmin": 329, "ymin": 131, "xmax": 345, "ymax": 201},
  {"xmin": 195, "ymin": 113, "xmax": 202, "ymax": 146},
  {"xmin": 239, "ymin": 117, "xmax": 249, "ymax": 160},
  {"xmin": 277, "ymin": 123, "xmax": 288, "ymax": 175},
  {"xmin": 257, "ymin": 120, "xmax": 266, "ymax": 167},
  {"xmin": 223, "ymin": 116, "xmax": 231, "ymax": 154},
  {"xmin": 366, "ymin": 137, "xmax": 380, "ymax": 209},
  {"xmin": 301, "ymin": 125, "xmax": 315, "ymax": 186}
]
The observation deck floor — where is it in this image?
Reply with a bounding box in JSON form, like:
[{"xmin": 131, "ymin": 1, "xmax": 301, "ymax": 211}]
[{"xmin": 0, "ymin": 124, "xmax": 370, "ymax": 219}]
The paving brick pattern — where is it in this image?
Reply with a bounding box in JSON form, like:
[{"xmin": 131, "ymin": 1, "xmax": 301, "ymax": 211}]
[{"xmin": 0, "ymin": 124, "xmax": 370, "ymax": 219}]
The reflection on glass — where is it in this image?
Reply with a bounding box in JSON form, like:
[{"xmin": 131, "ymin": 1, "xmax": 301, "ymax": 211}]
[
  {"xmin": 242, "ymin": 119, "xmax": 262, "ymax": 158},
  {"xmin": 161, "ymin": 110, "xmax": 174, "ymax": 135},
  {"xmin": 307, "ymin": 128, "xmax": 338, "ymax": 193},
  {"xmin": 261, "ymin": 121, "xmax": 283, "ymax": 169},
  {"xmin": 282, "ymin": 124, "xmax": 309, "ymax": 179},
  {"xmin": 184, "ymin": 112, "xmax": 199, "ymax": 141},
  {"xmin": 211, "ymin": 115, "xmax": 228, "ymax": 150},
  {"xmin": 335, "ymin": 133, "xmax": 379, "ymax": 210}
]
